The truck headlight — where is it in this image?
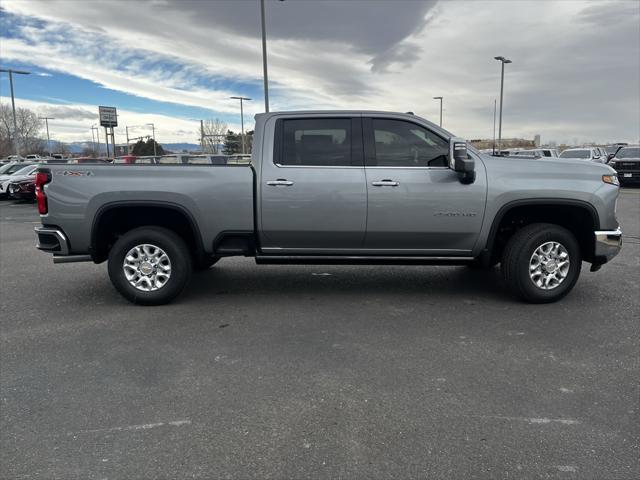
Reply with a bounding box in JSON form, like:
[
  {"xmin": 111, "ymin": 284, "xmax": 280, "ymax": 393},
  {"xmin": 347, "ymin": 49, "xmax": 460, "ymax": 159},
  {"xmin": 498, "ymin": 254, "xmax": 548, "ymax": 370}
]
[{"xmin": 602, "ymin": 174, "xmax": 619, "ymax": 186}]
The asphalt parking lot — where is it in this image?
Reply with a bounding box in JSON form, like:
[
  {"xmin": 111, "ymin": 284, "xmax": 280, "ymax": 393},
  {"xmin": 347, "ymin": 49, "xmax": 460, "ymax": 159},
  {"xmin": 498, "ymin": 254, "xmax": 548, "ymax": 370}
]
[{"xmin": 1, "ymin": 190, "xmax": 639, "ymax": 480}]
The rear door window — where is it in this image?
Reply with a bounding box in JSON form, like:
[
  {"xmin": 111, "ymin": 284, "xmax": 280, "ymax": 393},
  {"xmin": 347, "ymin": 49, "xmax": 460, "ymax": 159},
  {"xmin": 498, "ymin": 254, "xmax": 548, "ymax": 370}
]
[{"xmin": 278, "ymin": 118, "xmax": 354, "ymax": 166}]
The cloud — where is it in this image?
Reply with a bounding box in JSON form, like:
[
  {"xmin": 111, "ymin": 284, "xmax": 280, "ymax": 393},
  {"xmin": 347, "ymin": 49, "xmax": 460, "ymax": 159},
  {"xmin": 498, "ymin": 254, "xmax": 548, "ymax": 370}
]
[
  {"xmin": 1, "ymin": 0, "xmax": 638, "ymax": 144},
  {"xmin": 37, "ymin": 104, "xmax": 95, "ymax": 121},
  {"xmin": 0, "ymin": 96, "xmax": 243, "ymax": 144}
]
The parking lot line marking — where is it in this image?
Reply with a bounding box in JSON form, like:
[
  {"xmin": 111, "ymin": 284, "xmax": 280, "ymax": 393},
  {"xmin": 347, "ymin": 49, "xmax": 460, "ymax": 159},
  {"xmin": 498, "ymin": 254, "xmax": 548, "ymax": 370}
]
[
  {"xmin": 67, "ymin": 419, "xmax": 191, "ymax": 436},
  {"xmin": 555, "ymin": 466, "xmax": 578, "ymax": 472},
  {"xmin": 470, "ymin": 415, "xmax": 580, "ymax": 425}
]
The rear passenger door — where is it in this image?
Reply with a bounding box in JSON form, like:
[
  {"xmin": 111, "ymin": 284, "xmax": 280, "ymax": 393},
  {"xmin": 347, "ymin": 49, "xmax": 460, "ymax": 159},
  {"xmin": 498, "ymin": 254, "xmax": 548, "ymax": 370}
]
[{"xmin": 259, "ymin": 116, "xmax": 367, "ymax": 251}]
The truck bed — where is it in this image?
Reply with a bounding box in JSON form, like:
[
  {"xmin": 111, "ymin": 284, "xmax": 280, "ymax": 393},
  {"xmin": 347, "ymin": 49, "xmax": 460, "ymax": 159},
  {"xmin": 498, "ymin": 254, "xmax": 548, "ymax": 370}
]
[{"xmin": 40, "ymin": 164, "xmax": 255, "ymax": 255}]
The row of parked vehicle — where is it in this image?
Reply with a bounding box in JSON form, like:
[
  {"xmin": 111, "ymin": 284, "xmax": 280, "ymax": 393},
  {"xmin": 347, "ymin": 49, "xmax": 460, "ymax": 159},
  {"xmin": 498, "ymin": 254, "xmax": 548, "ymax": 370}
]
[
  {"xmin": 2, "ymin": 144, "xmax": 638, "ymax": 204},
  {"xmin": 0, "ymin": 153, "xmax": 254, "ymax": 201},
  {"xmin": 0, "ymin": 162, "xmax": 39, "ymax": 200},
  {"xmin": 486, "ymin": 144, "xmax": 638, "ymax": 186},
  {"xmin": 111, "ymin": 153, "xmax": 252, "ymax": 165}
]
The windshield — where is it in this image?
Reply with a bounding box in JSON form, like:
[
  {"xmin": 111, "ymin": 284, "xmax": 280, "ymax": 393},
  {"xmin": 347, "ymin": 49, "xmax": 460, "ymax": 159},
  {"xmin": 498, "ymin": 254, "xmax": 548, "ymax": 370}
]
[
  {"xmin": 617, "ymin": 147, "xmax": 640, "ymax": 159},
  {"xmin": 560, "ymin": 149, "xmax": 590, "ymax": 159},
  {"xmin": 1, "ymin": 163, "xmax": 28, "ymax": 175},
  {"xmin": 11, "ymin": 165, "xmax": 35, "ymax": 176},
  {"xmin": 0, "ymin": 163, "xmax": 16, "ymax": 175}
]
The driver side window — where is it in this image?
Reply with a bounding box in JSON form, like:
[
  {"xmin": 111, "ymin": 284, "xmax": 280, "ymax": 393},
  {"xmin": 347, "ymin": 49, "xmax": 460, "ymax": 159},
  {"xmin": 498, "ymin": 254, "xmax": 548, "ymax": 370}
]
[{"xmin": 370, "ymin": 119, "xmax": 449, "ymax": 167}]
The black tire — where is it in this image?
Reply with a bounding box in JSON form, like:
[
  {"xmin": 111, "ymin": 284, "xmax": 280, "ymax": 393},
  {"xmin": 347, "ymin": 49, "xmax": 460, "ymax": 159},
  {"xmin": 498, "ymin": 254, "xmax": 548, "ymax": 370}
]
[
  {"xmin": 501, "ymin": 223, "xmax": 581, "ymax": 303},
  {"xmin": 108, "ymin": 226, "xmax": 192, "ymax": 305}
]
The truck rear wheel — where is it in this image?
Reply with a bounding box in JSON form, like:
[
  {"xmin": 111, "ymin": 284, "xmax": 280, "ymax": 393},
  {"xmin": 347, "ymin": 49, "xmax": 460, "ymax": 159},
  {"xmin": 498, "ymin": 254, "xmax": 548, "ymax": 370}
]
[
  {"xmin": 501, "ymin": 223, "xmax": 581, "ymax": 303},
  {"xmin": 108, "ymin": 226, "xmax": 192, "ymax": 305}
]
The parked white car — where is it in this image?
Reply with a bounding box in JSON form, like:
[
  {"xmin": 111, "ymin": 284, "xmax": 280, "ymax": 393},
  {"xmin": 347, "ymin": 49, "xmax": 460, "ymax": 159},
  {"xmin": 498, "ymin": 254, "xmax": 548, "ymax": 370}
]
[
  {"xmin": 0, "ymin": 164, "xmax": 38, "ymax": 197},
  {"xmin": 512, "ymin": 149, "xmax": 559, "ymax": 159},
  {"xmin": 559, "ymin": 148, "xmax": 605, "ymax": 163}
]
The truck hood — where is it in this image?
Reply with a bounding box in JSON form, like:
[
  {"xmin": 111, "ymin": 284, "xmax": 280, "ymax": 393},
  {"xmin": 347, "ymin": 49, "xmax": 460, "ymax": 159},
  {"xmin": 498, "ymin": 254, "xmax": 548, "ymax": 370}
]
[{"xmin": 480, "ymin": 153, "xmax": 616, "ymax": 177}]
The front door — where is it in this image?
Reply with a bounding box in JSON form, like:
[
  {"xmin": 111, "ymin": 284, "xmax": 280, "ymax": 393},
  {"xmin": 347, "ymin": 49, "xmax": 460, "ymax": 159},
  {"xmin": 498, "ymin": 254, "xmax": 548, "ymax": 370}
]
[
  {"xmin": 363, "ymin": 117, "xmax": 487, "ymax": 255},
  {"xmin": 260, "ymin": 116, "xmax": 367, "ymax": 251}
]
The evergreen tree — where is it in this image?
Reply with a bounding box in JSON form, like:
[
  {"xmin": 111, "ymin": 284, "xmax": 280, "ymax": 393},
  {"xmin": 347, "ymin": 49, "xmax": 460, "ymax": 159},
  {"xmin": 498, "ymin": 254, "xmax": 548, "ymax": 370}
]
[
  {"xmin": 131, "ymin": 138, "xmax": 165, "ymax": 156},
  {"xmin": 222, "ymin": 130, "xmax": 241, "ymax": 155}
]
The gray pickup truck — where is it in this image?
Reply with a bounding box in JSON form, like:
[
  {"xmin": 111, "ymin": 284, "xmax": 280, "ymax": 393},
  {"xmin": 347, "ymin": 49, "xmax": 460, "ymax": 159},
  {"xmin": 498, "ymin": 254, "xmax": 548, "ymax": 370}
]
[{"xmin": 34, "ymin": 111, "xmax": 622, "ymax": 305}]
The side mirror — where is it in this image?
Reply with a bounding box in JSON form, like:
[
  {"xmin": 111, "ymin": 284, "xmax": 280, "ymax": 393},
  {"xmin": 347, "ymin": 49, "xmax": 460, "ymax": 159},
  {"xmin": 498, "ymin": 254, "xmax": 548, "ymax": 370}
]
[{"xmin": 449, "ymin": 137, "xmax": 475, "ymax": 184}]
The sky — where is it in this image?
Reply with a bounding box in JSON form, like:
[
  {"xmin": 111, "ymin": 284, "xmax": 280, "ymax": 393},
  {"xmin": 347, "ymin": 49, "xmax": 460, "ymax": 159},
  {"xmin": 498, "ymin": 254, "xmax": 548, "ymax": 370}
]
[{"xmin": 0, "ymin": 0, "xmax": 638, "ymax": 146}]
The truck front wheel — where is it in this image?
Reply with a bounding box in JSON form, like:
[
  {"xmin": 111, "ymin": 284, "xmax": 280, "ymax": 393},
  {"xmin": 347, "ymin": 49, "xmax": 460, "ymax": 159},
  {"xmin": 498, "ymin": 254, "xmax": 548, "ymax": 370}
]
[
  {"xmin": 108, "ymin": 226, "xmax": 192, "ymax": 305},
  {"xmin": 501, "ymin": 223, "xmax": 581, "ymax": 303}
]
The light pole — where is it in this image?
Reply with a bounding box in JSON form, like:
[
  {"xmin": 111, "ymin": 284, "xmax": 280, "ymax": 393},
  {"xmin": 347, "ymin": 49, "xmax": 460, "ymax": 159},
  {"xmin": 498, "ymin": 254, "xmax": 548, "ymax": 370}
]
[
  {"xmin": 230, "ymin": 96, "xmax": 251, "ymax": 154},
  {"xmin": 433, "ymin": 96, "xmax": 443, "ymax": 127},
  {"xmin": 492, "ymin": 98, "xmax": 497, "ymax": 155},
  {"xmin": 0, "ymin": 68, "xmax": 31, "ymax": 158},
  {"xmin": 260, "ymin": 0, "xmax": 269, "ymax": 112},
  {"xmin": 494, "ymin": 56, "xmax": 512, "ymax": 152},
  {"xmin": 146, "ymin": 123, "xmax": 156, "ymax": 157},
  {"xmin": 38, "ymin": 116, "xmax": 54, "ymax": 157},
  {"xmin": 259, "ymin": 0, "xmax": 284, "ymax": 112}
]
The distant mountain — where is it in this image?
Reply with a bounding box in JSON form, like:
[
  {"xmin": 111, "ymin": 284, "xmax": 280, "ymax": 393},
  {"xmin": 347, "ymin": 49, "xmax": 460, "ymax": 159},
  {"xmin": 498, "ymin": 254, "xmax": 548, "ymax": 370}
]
[{"xmin": 162, "ymin": 143, "xmax": 203, "ymax": 153}]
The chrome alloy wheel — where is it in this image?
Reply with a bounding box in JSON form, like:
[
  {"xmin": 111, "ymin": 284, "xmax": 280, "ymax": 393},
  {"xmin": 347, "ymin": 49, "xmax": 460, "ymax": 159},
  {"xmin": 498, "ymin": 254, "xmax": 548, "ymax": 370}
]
[
  {"xmin": 123, "ymin": 244, "xmax": 172, "ymax": 292},
  {"xmin": 529, "ymin": 241, "xmax": 570, "ymax": 290}
]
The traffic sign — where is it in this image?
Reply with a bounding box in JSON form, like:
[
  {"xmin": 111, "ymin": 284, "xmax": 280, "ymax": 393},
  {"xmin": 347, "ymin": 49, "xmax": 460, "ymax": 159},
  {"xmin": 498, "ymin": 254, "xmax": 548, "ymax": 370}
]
[{"xmin": 98, "ymin": 106, "xmax": 118, "ymax": 127}]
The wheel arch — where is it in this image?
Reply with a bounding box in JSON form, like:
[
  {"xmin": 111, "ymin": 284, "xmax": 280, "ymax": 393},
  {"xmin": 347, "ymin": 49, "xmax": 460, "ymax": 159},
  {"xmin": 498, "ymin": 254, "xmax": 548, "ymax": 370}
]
[
  {"xmin": 90, "ymin": 201, "xmax": 205, "ymax": 264},
  {"xmin": 485, "ymin": 198, "xmax": 600, "ymax": 263}
]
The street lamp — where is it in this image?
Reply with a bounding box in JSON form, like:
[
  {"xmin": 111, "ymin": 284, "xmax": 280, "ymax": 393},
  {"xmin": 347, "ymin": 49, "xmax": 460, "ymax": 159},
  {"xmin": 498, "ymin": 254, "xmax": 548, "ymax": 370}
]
[
  {"xmin": 0, "ymin": 68, "xmax": 31, "ymax": 158},
  {"xmin": 230, "ymin": 96, "xmax": 252, "ymax": 154},
  {"xmin": 433, "ymin": 96, "xmax": 443, "ymax": 127},
  {"xmin": 38, "ymin": 117, "xmax": 54, "ymax": 157},
  {"xmin": 260, "ymin": 0, "xmax": 270, "ymax": 112},
  {"xmin": 146, "ymin": 123, "xmax": 156, "ymax": 157},
  {"xmin": 259, "ymin": 0, "xmax": 284, "ymax": 112},
  {"xmin": 494, "ymin": 56, "xmax": 512, "ymax": 152}
]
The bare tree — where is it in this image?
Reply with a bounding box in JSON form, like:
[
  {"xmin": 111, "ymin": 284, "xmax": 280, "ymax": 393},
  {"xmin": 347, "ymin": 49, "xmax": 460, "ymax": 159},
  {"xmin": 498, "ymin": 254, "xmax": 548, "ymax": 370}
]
[
  {"xmin": 201, "ymin": 118, "xmax": 227, "ymax": 154},
  {"xmin": 0, "ymin": 104, "xmax": 44, "ymax": 157}
]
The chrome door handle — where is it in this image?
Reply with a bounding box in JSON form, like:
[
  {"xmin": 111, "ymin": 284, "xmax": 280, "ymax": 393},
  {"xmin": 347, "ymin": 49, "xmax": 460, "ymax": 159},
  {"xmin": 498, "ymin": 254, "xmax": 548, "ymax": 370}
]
[
  {"xmin": 372, "ymin": 180, "xmax": 399, "ymax": 187},
  {"xmin": 267, "ymin": 179, "xmax": 294, "ymax": 186}
]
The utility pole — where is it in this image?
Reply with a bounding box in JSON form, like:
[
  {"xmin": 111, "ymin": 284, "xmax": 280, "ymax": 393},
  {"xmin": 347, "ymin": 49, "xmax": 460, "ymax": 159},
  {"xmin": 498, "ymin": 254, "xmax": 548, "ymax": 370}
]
[
  {"xmin": 494, "ymin": 56, "xmax": 512, "ymax": 152},
  {"xmin": 433, "ymin": 96, "xmax": 443, "ymax": 127},
  {"xmin": 38, "ymin": 116, "xmax": 54, "ymax": 157},
  {"xmin": 91, "ymin": 127, "xmax": 96, "ymax": 153},
  {"xmin": 0, "ymin": 68, "xmax": 31, "ymax": 158},
  {"xmin": 126, "ymin": 126, "xmax": 130, "ymax": 154},
  {"xmin": 230, "ymin": 96, "xmax": 251, "ymax": 154},
  {"xmin": 200, "ymin": 120, "xmax": 204, "ymax": 153},
  {"xmin": 146, "ymin": 123, "xmax": 156, "ymax": 157}
]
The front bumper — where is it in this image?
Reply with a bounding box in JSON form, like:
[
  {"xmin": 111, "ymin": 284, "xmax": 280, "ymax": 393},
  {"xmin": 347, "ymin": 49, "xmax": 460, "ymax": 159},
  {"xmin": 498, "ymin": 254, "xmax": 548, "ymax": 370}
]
[
  {"xmin": 617, "ymin": 172, "xmax": 640, "ymax": 183},
  {"xmin": 594, "ymin": 228, "xmax": 622, "ymax": 262}
]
